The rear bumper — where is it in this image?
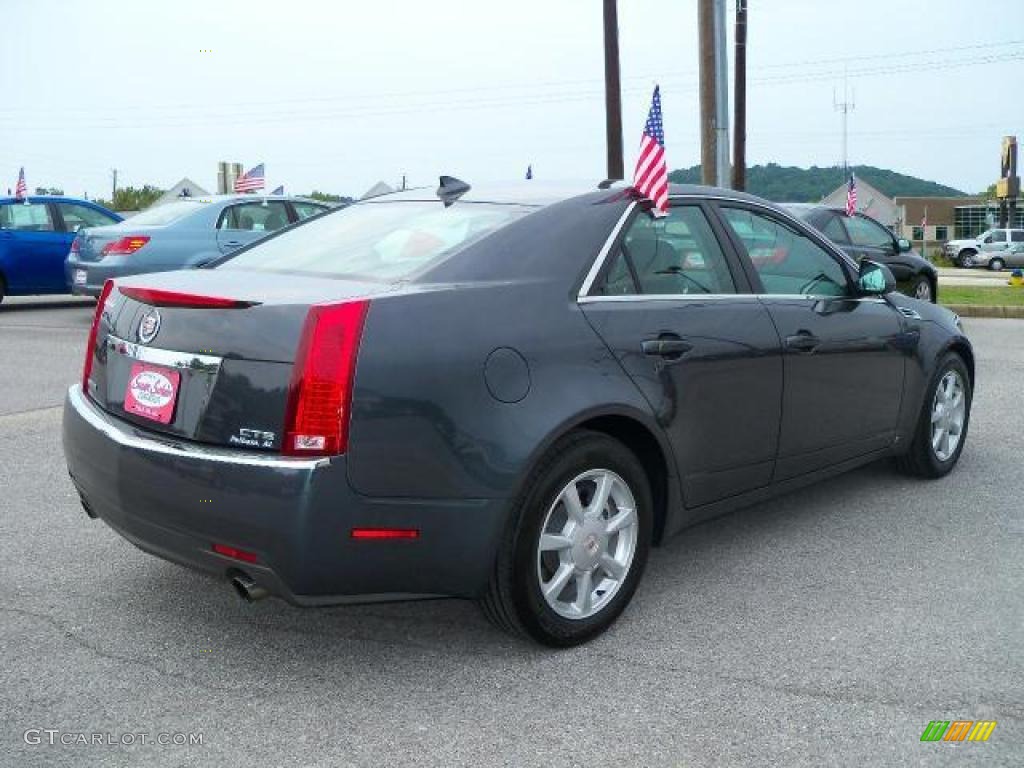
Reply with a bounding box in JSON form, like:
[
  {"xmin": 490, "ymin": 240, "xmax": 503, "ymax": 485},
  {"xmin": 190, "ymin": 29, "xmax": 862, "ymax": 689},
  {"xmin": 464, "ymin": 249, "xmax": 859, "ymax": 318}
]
[{"xmin": 62, "ymin": 385, "xmax": 507, "ymax": 604}]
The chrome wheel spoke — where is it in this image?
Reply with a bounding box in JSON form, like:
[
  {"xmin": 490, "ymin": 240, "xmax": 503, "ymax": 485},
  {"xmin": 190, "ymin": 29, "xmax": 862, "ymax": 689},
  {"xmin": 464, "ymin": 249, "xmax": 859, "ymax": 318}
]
[
  {"xmin": 600, "ymin": 553, "xmax": 626, "ymax": 580},
  {"xmin": 588, "ymin": 473, "xmax": 613, "ymax": 517},
  {"xmin": 540, "ymin": 533, "xmax": 573, "ymax": 552},
  {"xmin": 562, "ymin": 483, "xmax": 585, "ymax": 525},
  {"xmin": 543, "ymin": 563, "xmax": 574, "ymax": 601},
  {"xmin": 573, "ymin": 570, "xmax": 593, "ymax": 615}
]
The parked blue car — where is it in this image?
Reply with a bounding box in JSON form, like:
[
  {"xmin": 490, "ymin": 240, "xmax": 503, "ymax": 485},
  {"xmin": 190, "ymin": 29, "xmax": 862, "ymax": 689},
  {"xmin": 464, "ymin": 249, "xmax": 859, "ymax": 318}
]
[
  {"xmin": 0, "ymin": 196, "xmax": 122, "ymax": 302},
  {"xmin": 66, "ymin": 195, "xmax": 329, "ymax": 297}
]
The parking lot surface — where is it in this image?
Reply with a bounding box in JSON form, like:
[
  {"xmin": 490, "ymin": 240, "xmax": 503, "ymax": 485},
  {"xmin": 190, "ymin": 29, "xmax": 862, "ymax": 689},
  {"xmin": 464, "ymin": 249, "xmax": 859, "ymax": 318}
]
[{"xmin": 1, "ymin": 297, "xmax": 1021, "ymax": 767}]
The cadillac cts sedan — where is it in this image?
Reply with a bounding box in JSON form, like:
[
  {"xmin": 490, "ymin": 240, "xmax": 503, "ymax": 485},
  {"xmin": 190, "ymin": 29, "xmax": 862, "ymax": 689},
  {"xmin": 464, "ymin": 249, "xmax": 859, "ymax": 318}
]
[{"xmin": 62, "ymin": 180, "xmax": 974, "ymax": 646}]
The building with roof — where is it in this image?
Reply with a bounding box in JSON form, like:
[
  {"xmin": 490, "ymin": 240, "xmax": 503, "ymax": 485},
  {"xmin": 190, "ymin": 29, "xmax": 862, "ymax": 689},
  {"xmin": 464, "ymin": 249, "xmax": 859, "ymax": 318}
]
[
  {"xmin": 151, "ymin": 177, "xmax": 210, "ymax": 208},
  {"xmin": 821, "ymin": 177, "xmax": 899, "ymax": 227}
]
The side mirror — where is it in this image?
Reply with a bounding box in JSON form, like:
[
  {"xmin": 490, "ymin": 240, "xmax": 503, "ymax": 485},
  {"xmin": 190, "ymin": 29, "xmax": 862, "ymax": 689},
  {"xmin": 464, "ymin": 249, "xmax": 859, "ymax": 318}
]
[
  {"xmin": 897, "ymin": 238, "xmax": 912, "ymax": 253},
  {"xmin": 856, "ymin": 259, "xmax": 895, "ymax": 296}
]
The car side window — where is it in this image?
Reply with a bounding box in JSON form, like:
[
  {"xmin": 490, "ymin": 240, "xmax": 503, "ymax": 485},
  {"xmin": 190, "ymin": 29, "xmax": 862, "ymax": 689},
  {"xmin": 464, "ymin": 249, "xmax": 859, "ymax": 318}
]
[
  {"xmin": 1011, "ymin": 231, "xmax": 1024, "ymax": 243},
  {"xmin": 820, "ymin": 214, "xmax": 849, "ymax": 243},
  {"xmin": 596, "ymin": 206, "xmax": 735, "ymax": 296},
  {"xmin": 293, "ymin": 202, "xmax": 328, "ymax": 220},
  {"xmin": 720, "ymin": 206, "xmax": 849, "ymax": 297},
  {"xmin": 0, "ymin": 203, "xmax": 55, "ymax": 232},
  {"xmin": 58, "ymin": 203, "xmax": 117, "ymax": 231},
  {"xmin": 984, "ymin": 230, "xmax": 1005, "ymax": 244},
  {"xmin": 844, "ymin": 215, "xmax": 893, "ymax": 248},
  {"xmin": 218, "ymin": 202, "xmax": 291, "ymax": 232}
]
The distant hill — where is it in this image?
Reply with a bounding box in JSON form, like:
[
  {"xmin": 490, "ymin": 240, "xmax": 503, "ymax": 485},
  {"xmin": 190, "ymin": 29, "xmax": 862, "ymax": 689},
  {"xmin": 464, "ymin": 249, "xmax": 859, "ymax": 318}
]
[{"xmin": 667, "ymin": 163, "xmax": 966, "ymax": 202}]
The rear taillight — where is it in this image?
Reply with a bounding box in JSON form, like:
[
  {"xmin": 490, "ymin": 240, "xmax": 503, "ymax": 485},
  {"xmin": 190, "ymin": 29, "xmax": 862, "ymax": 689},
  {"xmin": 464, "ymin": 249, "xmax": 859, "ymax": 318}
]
[
  {"xmin": 69, "ymin": 238, "xmax": 80, "ymax": 255},
  {"xmin": 212, "ymin": 543, "xmax": 259, "ymax": 564},
  {"xmin": 82, "ymin": 280, "xmax": 115, "ymax": 396},
  {"xmin": 282, "ymin": 300, "xmax": 369, "ymax": 457},
  {"xmin": 101, "ymin": 235, "xmax": 150, "ymax": 256},
  {"xmin": 118, "ymin": 286, "xmax": 258, "ymax": 309}
]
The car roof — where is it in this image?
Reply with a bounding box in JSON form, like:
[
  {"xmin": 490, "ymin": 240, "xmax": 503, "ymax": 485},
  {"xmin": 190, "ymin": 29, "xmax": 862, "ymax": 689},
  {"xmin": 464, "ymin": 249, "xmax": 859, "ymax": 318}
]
[{"xmin": 0, "ymin": 195, "xmax": 108, "ymax": 206}]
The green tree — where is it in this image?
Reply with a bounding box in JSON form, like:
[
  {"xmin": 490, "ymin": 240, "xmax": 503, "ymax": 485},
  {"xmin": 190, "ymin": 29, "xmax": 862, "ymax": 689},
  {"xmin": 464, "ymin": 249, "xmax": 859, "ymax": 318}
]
[
  {"xmin": 95, "ymin": 185, "xmax": 164, "ymax": 212},
  {"xmin": 34, "ymin": 187, "xmax": 65, "ymax": 196},
  {"xmin": 307, "ymin": 190, "xmax": 353, "ymax": 205}
]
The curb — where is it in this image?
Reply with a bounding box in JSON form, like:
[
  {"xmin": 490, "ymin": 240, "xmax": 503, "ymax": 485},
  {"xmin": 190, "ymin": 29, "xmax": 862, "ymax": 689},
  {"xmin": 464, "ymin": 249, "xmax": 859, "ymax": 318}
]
[{"xmin": 940, "ymin": 304, "xmax": 1024, "ymax": 319}]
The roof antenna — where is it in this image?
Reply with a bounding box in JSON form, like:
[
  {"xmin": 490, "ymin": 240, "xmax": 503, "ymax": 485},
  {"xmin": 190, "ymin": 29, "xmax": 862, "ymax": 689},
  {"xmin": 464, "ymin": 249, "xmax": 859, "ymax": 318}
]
[{"xmin": 437, "ymin": 176, "xmax": 470, "ymax": 207}]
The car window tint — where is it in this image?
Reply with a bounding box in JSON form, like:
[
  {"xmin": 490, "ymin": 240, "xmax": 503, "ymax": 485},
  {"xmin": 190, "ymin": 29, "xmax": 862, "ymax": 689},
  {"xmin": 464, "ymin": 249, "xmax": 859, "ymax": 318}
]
[
  {"xmin": 985, "ymin": 230, "xmax": 1005, "ymax": 243},
  {"xmin": 218, "ymin": 202, "xmax": 531, "ymax": 281},
  {"xmin": 0, "ymin": 202, "xmax": 55, "ymax": 232},
  {"xmin": 613, "ymin": 206, "xmax": 735, "ymax": 295},
  {"xmin": 593, "ymin": 249, "xmax": 637, "ymax": 295},
  {"xmin": 1011, "ymin": 231, "xmax": 1024, "ymax": 242},
  {"xmin": 721, "ymin": 207, "xmax": 849, "ymax": 297},
  {"xmin": 845, "ymin": 215, "xmax": 893, "ymax": 248},
  {"xmin": 58, "ymin": 203, "xmax": 117, "ymax": 231},
  {"xmin": 820, "ymin": 214, "xmax": 849, "ymax": 243},
  {"xmin": 293, "ymin": 202, "xmax": 328, "ymax": 220},
  {"xmin": 219, "ymin": 202, "xmax": 291, "ymax": 232}
]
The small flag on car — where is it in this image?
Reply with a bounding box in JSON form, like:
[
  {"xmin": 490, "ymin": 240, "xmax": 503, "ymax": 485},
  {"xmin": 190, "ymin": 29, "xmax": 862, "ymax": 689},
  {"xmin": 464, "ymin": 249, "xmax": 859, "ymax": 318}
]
[
  {"xmin": 633, "ymin": 86, "xmax": 669, "ymax": 214},
  {"xmin": 525, "ymin": 165, "xmax": 533, "ymax": 180},
  {"xmin": 271, "ymin": 185, "xmax": 284, "ymax": 195},
  {"xmin": 846, "ymin": 173, "xmax": 857, "ymax": 217},
  {"xmin": 14, "ymin": 167, "xmax": 27, "ymax": 199},
  {"xmin": 234, "ymin": 164, "xmax": 266, "ymax": 193}
]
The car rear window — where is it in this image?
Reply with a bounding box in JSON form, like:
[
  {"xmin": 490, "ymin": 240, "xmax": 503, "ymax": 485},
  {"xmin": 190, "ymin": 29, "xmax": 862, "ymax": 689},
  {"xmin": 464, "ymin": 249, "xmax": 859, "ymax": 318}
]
[
  {"xmin": 127, "ymin": 200, "xmax": 208, "ymax": 226},
  {"xmin": 216, "ymin": 201, "xmax": 532, "ymax": 281}
]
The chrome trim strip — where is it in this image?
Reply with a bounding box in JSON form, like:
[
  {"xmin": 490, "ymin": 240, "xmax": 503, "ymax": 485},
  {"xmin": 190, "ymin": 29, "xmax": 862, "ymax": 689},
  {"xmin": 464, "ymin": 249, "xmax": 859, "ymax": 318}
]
[
  {"xmin": 578, "ymin": 293, "xmax": 760, "ymax": 304},
  {"xmin": 68, "ymin": 385, "xmax": 328, "ymax": 470},
  {"xmin": 106, "ymin": 335, "xmax": 222, "ymax": 374},
  {"xmin": 578, "ymin": 202, "xmax": 638, "ymax": 298}
]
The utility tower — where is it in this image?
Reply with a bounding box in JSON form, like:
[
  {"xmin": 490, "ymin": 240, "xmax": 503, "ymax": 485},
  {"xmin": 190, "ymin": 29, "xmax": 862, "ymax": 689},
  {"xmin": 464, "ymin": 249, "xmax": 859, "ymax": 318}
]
[{"xmin": 834, "ymin": 79, "xmax": 855, "ymax": 177}]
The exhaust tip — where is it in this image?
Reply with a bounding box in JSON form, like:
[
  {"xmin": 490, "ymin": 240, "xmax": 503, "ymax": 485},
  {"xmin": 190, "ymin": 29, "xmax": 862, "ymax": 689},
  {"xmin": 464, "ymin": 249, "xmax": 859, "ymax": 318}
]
[{"xmin": 230, "ymin": 573, "xmax": 269, "ymax": 603}]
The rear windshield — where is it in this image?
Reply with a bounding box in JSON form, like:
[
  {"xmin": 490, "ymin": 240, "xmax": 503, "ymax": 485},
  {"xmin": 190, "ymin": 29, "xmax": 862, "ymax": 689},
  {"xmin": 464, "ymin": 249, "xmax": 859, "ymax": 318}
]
[
  {"xmin": 127, "ymin": 200, "xmax": 208, "ymax": 226},
  {"xmin": 217, "ymin": 201, "xmax": 531, "ymax": 280}
]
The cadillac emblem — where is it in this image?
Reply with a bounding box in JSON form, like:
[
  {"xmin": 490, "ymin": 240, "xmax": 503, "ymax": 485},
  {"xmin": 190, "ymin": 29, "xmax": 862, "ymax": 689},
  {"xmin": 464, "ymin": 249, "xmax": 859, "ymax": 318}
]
[{"xmin": 137, "ymin": 308, "xmax": 162, "ymax": 344}]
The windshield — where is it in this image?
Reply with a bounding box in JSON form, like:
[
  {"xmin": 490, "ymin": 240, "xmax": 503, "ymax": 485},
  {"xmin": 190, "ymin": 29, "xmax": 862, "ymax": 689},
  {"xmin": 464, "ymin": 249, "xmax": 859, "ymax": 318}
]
[
  {"xmin": 127, "ymin": 200, "xmax": 208, "ymax": 226},
  {"xmin": 217, "ymin": 201, "xmax": 532, "ymax": 280}
]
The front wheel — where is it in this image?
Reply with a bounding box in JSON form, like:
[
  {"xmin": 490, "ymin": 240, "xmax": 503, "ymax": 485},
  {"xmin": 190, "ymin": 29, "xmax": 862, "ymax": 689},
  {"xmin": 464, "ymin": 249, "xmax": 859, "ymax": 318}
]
[
  {"xmin": 989, "ymin": 257, "xmax": 1005, "ymax": 272},
  {"xmin": 958, "ymin": 249, "xmax": 976, "ymax": 268},
  {"xmin": 910, "ymin": 275, "xmax": 934, "ymax": 302},
  {"xmin": 897, "ymin": 352, "xmax": 972, "ymax": 478},
  {"xmin": 480, "ymin": 431, "xmax": 652, "ymax": 646}
]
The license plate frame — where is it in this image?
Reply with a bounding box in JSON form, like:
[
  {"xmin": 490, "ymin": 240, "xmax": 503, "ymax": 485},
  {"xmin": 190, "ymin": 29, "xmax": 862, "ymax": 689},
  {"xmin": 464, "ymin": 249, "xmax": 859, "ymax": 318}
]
[{"xmin": 74, "ymin": 269, "xmax": 87, "ymax": 285}]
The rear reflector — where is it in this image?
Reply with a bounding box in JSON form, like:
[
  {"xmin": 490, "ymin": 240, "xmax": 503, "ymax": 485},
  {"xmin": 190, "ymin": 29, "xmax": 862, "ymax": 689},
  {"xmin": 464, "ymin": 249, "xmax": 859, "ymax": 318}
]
[
  {"xmin": 350, "ymin": 528, "xmax": 420, "ymax": 540},
  {"xmin": 212, "ymin": 543, "xmax": 259, "ymax": 563},
  {"xmin": 101, "ymin": 235, "xmax": 150, "ymax": 256},
  {"xmin": 119, "ymin": 286, "xmax": 259, "ymax": 309},
  {"xmin": 283, "ymin": 300, "xmax": 369, "ymax": 457},
  {"xmin": 82, "ymin": 280, "xmax": 115, "ymax": 397}
]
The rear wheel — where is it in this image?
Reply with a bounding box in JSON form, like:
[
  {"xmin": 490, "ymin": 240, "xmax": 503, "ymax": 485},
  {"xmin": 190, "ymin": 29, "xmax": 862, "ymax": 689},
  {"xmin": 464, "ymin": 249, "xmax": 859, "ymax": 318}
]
[
  {"xmin": 0, "ymin": 274, "xmax": 5, "ymax": 305},
  {"xmin": 480, "ymin": 431, "xmax": 651, "ymax": 646},
  {"xmin": 910, "ymin": 275, "xmax": 933, "ymax": 302},
  {"xmin": 958, "ymin": 249, "xmax": 976, "ymax": 267},
  {"xmin": 897, "ymin": 352, "xmax": 971, "ymax": 478},
  {"xmin": 989, "ymin": 257, "xmax": 1005, "ymax": 272}
]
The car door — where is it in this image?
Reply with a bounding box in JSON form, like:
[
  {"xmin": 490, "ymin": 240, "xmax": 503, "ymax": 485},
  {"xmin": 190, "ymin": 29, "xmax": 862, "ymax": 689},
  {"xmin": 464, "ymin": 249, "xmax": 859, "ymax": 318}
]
[
  {"xmin": 715, "ymin": 203, "xmax": 909, "ymax": 482},
  {"xmin": 0, "ymin": 201, "xmax": 67, "ymax": 293},
  {"xmin": 579, "ymin": 202, "xmax": 783, "ymax": 509},
  {"xmin": 215, "ymin": 201, "xmax": 291, "ymax": 254},
  {"xmin": 1009, "ymin": 230, "xmax": 1024, "ymax": 267},
  {"xmin": 981, "ymin": 229, "xmax": 1009, "ymax": 261}
]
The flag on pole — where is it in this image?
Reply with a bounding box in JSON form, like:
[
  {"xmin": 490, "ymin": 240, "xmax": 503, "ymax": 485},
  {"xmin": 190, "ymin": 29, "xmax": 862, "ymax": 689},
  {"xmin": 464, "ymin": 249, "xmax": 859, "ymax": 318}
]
[
  {"xmin": 525, "ymin": 164, "xmax": 532, "ymax": 180},
  {"xmin": 271, "ymin": 185, "xmax": 284, "ymax": 195},
  {"xmin": 14, "ymin": 167, "xmax": 27, "ymax": 199},
  {"xmin": 921, "ymin": 206, "xmax": 928, "ymax": 247},
  {"xmin": 234, "ymin": 164, "xmax": 266, "ymax": 193},
  {"xmin": 633, "ymin": 85, "xmax": 669, "ymax": 214},
  {"xmin": 845, "ymin": 173, "xmax": 857, "ymax": 217}
]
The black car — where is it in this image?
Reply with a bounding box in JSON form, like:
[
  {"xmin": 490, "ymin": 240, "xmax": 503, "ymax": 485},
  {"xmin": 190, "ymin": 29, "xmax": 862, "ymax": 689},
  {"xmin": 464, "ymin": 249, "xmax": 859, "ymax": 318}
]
[
  {"xmin": 784, "ymin": 204, "xmax": 938, "ymax": 303},
  {"xmin": 63, "ymin": 180, "xmax": 973, "ymax": 646}
]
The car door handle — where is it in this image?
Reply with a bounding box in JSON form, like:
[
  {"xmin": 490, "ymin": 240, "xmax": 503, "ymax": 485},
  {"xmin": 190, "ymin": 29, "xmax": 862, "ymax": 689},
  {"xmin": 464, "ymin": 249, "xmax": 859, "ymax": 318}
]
[
  {"xmin": 785, "ymin": 332, "xmax": 821, "ymax": 352},
  {"xmin": 641, "ymin": 338, "xmax": 693, "ymax": 358},
  {"xmin": 223, "ymin": 240, "xmax": 244, "ymax": 247}
]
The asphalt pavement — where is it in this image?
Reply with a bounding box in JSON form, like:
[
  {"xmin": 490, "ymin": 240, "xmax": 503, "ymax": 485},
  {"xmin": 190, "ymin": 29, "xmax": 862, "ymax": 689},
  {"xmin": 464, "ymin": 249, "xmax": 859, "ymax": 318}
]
[{"xmin": 1, "ymin": 297, "xmax": 1021, "ymax": 767}]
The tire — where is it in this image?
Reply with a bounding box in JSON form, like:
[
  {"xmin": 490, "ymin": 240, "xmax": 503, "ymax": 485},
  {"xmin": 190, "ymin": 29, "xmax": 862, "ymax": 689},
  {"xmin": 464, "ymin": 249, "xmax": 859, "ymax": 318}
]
[
  {"xmin": 897, "ymin": 352, "xmax": 972, "ymax": 478},
  {"xmin": 0, "ymin": 275, "xmax": 5, "ymax": 305},
  {"xmin": 909, "ymin": 275, "xmax": 934, "ymax": 303},
  {"xmin": 480, "ymin": 430, "xmax": 652, "ymax": 646},
  {"xmin": 989, "ymin": 257, "xmax": 1005, "ymax": 272},
  {"xmin": 958, "ymin": 249, "xmax": 976, "ymax": 268}
]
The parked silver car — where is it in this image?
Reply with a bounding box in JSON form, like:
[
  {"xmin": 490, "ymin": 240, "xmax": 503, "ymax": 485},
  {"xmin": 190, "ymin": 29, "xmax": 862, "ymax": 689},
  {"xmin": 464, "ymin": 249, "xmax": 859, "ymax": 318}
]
[{"xmin": 65, "ymin": 195, "xmax": 329, "ymax": 296}]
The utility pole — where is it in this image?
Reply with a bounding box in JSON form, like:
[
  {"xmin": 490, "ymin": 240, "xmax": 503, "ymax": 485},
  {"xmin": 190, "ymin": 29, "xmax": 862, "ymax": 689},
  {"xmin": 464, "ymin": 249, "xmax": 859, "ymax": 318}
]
[
  {"xmin": 713, "ymin": 0, "xmax": 730, "ymax": 187},
  {"xmin": 731, "ymin": 0, "xmax": 748, "ymax": 191},
  {"xmin": 111, "ymin": 168, "xmax": 118, "ymax": 201},
  {"xmin": 698, "ymin": 0, "xmax": 716, "ymax": 185},
  {"xmin": 834, "ymin": 76, "xmax": 855, "ymax": 178},
  {"xmin": 603, "ymin": 0, "xmax": 624, "ymax": 180}
]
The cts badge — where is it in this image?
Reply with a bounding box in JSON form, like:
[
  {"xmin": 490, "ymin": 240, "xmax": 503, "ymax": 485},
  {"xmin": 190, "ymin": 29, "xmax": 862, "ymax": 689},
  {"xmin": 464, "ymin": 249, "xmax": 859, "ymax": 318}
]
[{"xmin": 138, "ymin": 308, "xmax": 161, "ymax": 344}]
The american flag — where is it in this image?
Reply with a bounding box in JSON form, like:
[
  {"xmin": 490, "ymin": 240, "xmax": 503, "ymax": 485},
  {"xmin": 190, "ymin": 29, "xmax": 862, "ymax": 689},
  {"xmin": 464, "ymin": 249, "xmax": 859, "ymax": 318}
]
[
  {"xmin": 633, "ymin": 85, "xmax": 669, "ymax": 214},
  {"xmin": 845, "ymin": 173, "xmax": 857, "ymax": 217},
  {"xmin": 14, "ymin": 167, "xmax": 27, "ymax": 199},
  {"xmin": 234, "ymin": 163, "xmax": 265, "ymax": 193}
]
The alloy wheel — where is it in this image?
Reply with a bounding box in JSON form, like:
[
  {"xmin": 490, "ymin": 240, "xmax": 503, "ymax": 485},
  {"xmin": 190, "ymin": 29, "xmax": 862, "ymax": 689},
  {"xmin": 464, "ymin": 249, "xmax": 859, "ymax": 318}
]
[
  {"xmin": 931, "ymin": 370, "xmax": 966, "ymax": 462},
  {"xmin": 914, "ymin": 280, "xmax": 932, "ymax": 301},
  {"xmin": 536, "ymin": 469, "xmax": 638, "ymax": 620}
]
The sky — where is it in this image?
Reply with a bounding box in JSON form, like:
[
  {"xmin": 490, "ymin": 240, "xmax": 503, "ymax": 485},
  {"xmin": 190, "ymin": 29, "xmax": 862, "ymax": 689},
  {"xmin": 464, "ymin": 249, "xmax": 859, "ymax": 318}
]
[{"xmin": 2, "ymin": 0, "xmax": 1022, "ymax": 200}]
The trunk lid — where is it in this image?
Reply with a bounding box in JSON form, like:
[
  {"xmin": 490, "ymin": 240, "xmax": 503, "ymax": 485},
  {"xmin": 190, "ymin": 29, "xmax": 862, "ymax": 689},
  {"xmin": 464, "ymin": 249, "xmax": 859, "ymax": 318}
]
[{"xmin": 89, "ymin": 269, "xmax": 391, "ymax": 451}]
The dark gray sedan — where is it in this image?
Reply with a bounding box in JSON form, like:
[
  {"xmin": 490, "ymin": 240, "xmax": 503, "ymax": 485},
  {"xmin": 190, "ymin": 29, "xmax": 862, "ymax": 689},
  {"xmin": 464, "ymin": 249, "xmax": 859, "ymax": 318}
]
[
  {"xmin": 65, "ymin": 194, "xmax": 328, "ymax": 296},
  {"xmin": 62, "ymin": 180, "xmax": 974, "ymax": 645}
]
